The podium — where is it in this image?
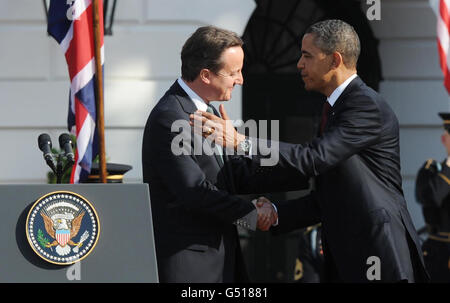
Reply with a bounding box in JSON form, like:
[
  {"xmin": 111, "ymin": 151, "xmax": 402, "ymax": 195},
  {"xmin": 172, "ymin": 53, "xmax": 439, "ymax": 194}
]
[{"xmin": 0, "ymin": 184, "xmax": 158, "ymax": 282}]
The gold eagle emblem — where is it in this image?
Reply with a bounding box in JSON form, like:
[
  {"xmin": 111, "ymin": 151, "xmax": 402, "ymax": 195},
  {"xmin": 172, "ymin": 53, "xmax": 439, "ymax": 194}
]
[{"xmin": 41, "ymin": 211, "xmax": 86, "ymax": 256}]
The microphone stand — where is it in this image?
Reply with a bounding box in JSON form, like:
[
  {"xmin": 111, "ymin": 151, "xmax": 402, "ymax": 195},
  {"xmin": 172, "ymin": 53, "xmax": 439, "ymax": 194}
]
[
  {"xmin": 56, "ymin": 154, "xmax": 63, "ymax": 184},
  {"xmin": 56, "ymin": 153, "xmax": 74, "ymax": 184}
]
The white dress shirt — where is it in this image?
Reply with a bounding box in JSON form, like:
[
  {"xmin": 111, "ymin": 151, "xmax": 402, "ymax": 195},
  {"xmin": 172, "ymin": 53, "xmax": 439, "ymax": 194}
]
[
  {"xmin": 177, "ymin": 77, "xmax": 208, "ymax": 111},
  {"xmin": 327, "ymin": 73, "xmax": 358, "ymax": 107}
]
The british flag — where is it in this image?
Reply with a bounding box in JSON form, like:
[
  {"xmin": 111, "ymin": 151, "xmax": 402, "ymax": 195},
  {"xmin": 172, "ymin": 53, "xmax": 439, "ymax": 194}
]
[{"xmin": 47, "ymin": 0, "xmax": 104, "ymax": 183}]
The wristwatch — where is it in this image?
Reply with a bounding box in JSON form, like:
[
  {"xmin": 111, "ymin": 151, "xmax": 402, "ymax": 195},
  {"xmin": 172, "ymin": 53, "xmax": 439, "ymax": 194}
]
[{"xmin": 238, "ymin": 137, "xmax": 252, "ymax": 154}]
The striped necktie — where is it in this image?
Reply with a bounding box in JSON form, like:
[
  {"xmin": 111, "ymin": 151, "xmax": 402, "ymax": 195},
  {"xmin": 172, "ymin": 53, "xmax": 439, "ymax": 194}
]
[{"xmin": 206, "ymin": 105, "xmax": 224, "ymax": 167}]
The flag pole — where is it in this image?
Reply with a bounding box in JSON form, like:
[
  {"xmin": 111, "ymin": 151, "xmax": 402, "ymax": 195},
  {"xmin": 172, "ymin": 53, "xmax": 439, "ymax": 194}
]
[{"xmin": 92, "ymin": 0, "xmax": 107, "ymax": 183}]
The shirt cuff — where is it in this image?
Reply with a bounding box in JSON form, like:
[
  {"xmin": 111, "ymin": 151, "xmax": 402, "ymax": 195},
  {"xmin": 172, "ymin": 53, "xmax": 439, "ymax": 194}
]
[{"xmin": 271, "ymin": 203, "xmax": 279, "ymax": 226}]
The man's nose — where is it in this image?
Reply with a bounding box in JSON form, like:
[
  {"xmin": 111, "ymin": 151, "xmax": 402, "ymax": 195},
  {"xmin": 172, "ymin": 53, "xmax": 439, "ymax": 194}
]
[
  {"xmin": 236, "ymin": 71, "xmax": 244, "ymax": 85},
  {"xmin": 297, "ymin": 57, "xmax": 304, "ymax": 70}
]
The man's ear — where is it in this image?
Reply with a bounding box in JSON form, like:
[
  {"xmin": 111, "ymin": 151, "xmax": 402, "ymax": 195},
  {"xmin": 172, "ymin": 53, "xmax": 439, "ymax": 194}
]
[
  {"xmin": 199, "ymin": 69, "xmax": 211, "ymax": 84},
  {"xmin": 331, "ymin": 52, "xmax": 343, "ymax": 69}
]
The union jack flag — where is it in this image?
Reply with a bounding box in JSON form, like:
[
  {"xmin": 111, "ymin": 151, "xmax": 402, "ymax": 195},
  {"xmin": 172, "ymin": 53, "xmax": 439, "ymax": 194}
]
[{"xmin": 47, "ymin": 0, "xmax": 104, "ymax": 183}]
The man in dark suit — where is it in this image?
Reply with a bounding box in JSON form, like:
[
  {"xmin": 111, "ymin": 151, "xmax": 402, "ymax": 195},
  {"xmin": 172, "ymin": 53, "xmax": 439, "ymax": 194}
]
[
  {"xmin": 415, "ymin": 113, "xmax": 450, "ymax": 282},
  {"xmin": 142, "ymin": 26, "xmax": 288, "ymax": 283},
  {"xmin": 193, "ymin": 19, "xmax": 429, "ymax": 282}
]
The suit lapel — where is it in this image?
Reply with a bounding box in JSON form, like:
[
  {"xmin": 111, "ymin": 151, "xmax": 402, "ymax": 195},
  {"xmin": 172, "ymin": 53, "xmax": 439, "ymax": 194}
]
[
  {"xmin": 169, "ymin": 81, "xmax": 198, "ymax": 115},
  {"xmin": 171, "ymin": 81, "xmax": 225, "ymax": 169},
  {"xmin": 332, "ymin": 76, "xmax": 363, "ymax": 111}
]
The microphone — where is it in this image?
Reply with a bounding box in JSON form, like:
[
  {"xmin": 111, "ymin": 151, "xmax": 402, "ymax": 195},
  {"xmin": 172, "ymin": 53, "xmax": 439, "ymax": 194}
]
[
  {"xmin": 38, "ymin": 133, "xmax": 56, "ymax": 172},
  {"xmin": 59, "ymin": 133, "xmax": 75, "ymax": 165}
]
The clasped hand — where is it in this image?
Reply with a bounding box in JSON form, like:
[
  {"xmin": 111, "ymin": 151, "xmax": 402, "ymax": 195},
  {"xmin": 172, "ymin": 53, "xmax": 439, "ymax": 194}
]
[{"xmin": 253, "ymin": 197, "xmax": 278, "ymax": 231}]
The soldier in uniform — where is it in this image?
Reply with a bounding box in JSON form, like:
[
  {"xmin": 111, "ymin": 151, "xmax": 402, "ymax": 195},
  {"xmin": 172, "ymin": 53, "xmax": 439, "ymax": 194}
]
[
  {"xmin": 293, "ymin": 224, "xmax": 324, "ymax": 283},
  {"xmin": 415, "ymin": 112, "xmax": 450, "ymax": 282}
]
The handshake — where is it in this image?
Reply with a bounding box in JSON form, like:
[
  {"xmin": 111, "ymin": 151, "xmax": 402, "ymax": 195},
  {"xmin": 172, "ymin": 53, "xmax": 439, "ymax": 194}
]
[{"xmin": 253, "ymin": 197, "xmax": 278, "ymax": 231}]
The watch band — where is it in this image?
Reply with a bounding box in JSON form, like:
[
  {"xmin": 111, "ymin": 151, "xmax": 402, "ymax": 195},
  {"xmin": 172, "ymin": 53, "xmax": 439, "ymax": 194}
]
[{"xmin": 238, "ymin": 137, "xmax": 252, "ymax": 155}]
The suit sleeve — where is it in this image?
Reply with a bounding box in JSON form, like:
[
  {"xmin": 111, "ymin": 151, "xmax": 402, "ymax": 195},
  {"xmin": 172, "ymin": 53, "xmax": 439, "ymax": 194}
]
[
  {"xmin": 255, "ymin": 95, "xmax": 383, "ymax": 177},
  {"xmin": 223, "ymin": 154, "xmax": 310, "ymax": 194},
  {"xmin": 144, "ymin": 109, "xmax": 255, "ymax": 224},
  {"xmin": 272, "ymin": 193, "xmax": 321, "ymax": 234},
  {"xmin": 416, "ymin": 159, "xmax": 450, "ymax": 208}
]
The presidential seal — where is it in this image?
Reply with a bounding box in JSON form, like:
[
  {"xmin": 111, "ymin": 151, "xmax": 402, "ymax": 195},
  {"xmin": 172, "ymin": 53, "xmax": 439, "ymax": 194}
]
[{"xmin": 25, "ymin": 191, "xmax": 100, "ymax": 265}]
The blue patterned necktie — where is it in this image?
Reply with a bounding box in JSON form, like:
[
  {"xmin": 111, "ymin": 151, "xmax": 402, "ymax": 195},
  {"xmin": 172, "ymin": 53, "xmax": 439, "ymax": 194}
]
[{"xmin": 206, "ymin": 105, "xmax": 224, "ymax": 167}]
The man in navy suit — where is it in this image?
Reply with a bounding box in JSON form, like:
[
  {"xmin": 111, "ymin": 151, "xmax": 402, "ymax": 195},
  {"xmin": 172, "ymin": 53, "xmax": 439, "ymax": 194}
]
[
  {"xmin": 142, "ymin": 26, "xmax": 302, "ymax": 283},
  {"xmin": 194, "ymin": 20, "xmax": 429, "ymax": 282}
]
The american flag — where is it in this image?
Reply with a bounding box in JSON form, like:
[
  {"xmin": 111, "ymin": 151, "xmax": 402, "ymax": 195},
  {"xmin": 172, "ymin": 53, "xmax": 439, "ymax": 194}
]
[
  {"xmin": 47, "ymin": 0, "xmax": 104, "ymax": 183},
  {"xmin": 431, "ymin": 0, "xmax": 450, "ymax": 93}
]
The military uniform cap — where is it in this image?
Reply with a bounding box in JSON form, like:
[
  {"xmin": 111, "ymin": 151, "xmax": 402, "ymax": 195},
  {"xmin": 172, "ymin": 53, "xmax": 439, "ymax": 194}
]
[
  {"xmin": 438, "ymin": 112, "xmax": 450, "ymax": 132},
  {"xmin": 84, "ymin": 162, "xmax": 132, "ymax": 183}
]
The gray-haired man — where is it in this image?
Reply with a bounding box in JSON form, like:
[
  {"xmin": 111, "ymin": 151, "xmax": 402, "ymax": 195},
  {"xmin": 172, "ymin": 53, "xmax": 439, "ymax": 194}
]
[{"xmin": 194, "ymin": 19, "xmax": 429, "ymax": 282}]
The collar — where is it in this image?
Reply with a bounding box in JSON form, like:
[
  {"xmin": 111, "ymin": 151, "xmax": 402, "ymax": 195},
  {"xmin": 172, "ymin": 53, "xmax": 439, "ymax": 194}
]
[
  {"xmin": 327, "ymin": 74, "xmax": 358, "ymax": 107},
  {"xmin": 177, "ymin": 77, "xmax": 208, "ymax": 111}
]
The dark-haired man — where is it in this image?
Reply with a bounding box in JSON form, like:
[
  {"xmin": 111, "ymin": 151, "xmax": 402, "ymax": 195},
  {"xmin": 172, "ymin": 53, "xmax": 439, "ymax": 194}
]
[{"xmin": 142, "ymin": 26, "xmax": 285, "ymax": 283}]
